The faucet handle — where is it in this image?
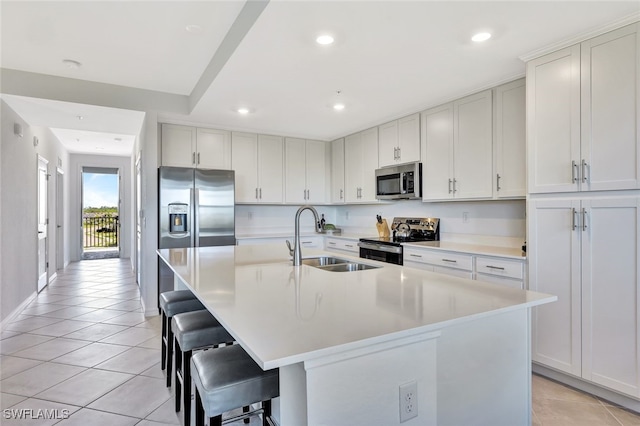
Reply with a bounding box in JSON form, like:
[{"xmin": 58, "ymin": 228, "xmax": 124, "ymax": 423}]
[{"xmin": 285, "ymin": 240, "xmax": 294, "ymax": 257}]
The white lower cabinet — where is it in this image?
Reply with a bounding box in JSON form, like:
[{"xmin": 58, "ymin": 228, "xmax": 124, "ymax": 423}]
[
  {"xmin": 403, "ymin": 247, "xmax": 473, "ymax": 279},
  {"xmin": 529, "ymin": 196, "xmax": 640, "ymax": 398},
  {"xmin": 475, "ymin": 256, "xmax": 525, "ymax": 289},
  {"xmin": 325, "ymin": 237, "xmax": 359, "ymax": 255}
]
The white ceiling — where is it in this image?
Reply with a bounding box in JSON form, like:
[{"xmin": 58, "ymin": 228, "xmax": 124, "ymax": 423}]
[{"xmin": 2, "ymin": 1, "xmax": 639, "ymax": 155}]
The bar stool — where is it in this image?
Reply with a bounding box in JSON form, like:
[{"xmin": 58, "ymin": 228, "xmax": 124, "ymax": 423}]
[
  {"xmin": 159, "ymin": 290, "xmax": 205, "ymax": 387},
  {"xmin": 191, "ymin": 344, "xmax": 280, "ymax": 426},
  {"xmin": 172, "ymin": 310, "xmax": 234, "ymax": 426}
]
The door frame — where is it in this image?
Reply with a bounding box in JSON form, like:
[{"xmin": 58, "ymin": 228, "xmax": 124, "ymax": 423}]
[
  {"xmin": 80, "ymin": 166, "xmax": 121, "ymax": 258},
  {"xmin": 37, "ymin": 155, "xmax": 49, "ymax": 292},
  {"xmin": 56, "ymin": 167, "xmax": 65, "ymax": 270}
]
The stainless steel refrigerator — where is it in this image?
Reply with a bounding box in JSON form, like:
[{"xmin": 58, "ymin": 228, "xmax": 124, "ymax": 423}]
[{"xmin": 158, "ymin": 167, "xmax": 235, "ymax": 299}]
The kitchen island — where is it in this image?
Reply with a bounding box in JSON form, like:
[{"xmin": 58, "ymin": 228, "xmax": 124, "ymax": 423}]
[{"xmin": 158, "ymin": 244, "xmax": 555, "ymax": 426}]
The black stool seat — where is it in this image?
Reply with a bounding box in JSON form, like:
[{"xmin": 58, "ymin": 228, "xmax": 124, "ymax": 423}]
[
  {"xmin": 172, "ymin": 310, "xmax": 234, "ymax": 426},
  {"xmin": 191, "ymin": 345, "xmax": 279, "ymax": 426}
]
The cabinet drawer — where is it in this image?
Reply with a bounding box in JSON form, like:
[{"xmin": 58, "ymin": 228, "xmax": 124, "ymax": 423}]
[
  {"xmin": 475, "ymin": 256, "xmax": 523, "ymax": 280},
  {"xmin": 325, "ymin": 238, "xmax": 359, "ymax": 254},
  {"xmin": 476, "ymin": 273, "xmax": 523, "ymax": 290},
  {"xmin": 404, "ymin": 248, "xmax": 472, "ymax": 271}
]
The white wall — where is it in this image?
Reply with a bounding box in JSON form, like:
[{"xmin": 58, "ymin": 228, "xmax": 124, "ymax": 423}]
[
  {"xmin": 68, "ymin": 154, "xmax": 133, "ymax": 263},
  {"xmin": 1, "ymin": 100, "xmax": 70, "ymax": 322}
]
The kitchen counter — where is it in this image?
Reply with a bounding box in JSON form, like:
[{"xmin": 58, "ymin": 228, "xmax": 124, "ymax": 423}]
[{"xmin": 158, "ymin": 244, "xmax": 554, "ymax": 426}]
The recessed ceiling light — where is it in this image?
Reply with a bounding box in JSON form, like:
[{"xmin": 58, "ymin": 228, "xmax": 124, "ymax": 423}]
[
  {"xmin": 76, "ymin": 115, "xmax": 84, "ymax": 120},
  {"xmin": 186, "ymin": 24, "xmax": 203, "ymax": 34},
  {"xmin": 316, "ymin": 35, "xmax": 334, "ymax": 45},
  {"xmin": 237, "ymin": 108, "xmax": 250, "ymax": 115},
  {"xmin": 62, "ymin": 59, "xmax": 82, "ymax": 69},
  {"xmin": 471, "ymin": 32, "xmax": 492, "ymax": 43},
  {"xmin": 333, "ymin": 103, "xmax": 345, "ymax": 111}
]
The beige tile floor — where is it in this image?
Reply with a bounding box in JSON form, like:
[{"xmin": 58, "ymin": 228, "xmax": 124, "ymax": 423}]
[{"xmin": 1, "ymin": 258, "xmax": 638, "ymax": 425}]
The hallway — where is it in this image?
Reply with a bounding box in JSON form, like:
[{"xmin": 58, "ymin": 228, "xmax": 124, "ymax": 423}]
[{"xmin": 1, "ymin": 259, "xmax": 639, "ymax": 425}]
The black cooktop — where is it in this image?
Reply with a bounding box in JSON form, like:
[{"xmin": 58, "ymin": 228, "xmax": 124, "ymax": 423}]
[{"xmin": 360, "ymin": 217, "xmax": 440, "ymax": 245}]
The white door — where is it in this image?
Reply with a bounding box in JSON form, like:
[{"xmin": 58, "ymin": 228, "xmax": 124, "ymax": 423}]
[
  {"xmin": 196, "ymin": 128, "xmax": 231, "ymax": 170},
  {"xmin": 231, "ymin": 132, "xmax": 258, "ymax": 203},
  {"xmin": 378, "ymin": 120, "xmax": 398, "ymax": 167},
  {"xmin": 422, "ymin": 104, "xmax": 454, "ymax": 200},
  {"xmin": 528, "ymin": 198, "xmax": 582, "ymax": 376},
  {"xmin": 581, "ymin": 23, "xmax": 640, "ymax": 191},
  {"xmin": 453, "ymin": 90, "xmax": 493, "ymax": 199},
  {"xmin": 161, "ymin": 124, "xmax": 196, "ymax": 168},
  {"xmin": 284, "ymin": 138, "xmax": 307, "ymax": 203},
  {"xmin": 56, "ymin": 168, "xmax": 64, "ymax": 270},
  {"xmin": 359, "ymin": 127, "xmax": 379, "ymax": 202},
  {"xmin": 304, "ymin": 140, "xmax": 327, "ymax": 204},
  {"xmin": 330, "ymin": 138, "xmax": 345, "ymax": 204},
  {"xmin": 397, "ymin": 113, "xmax": 421, "ymax": 164},
  {"xmin": 37, "ymin": 155, "xmax": 49, "ymax": 292},
  {"xmin": 344, "ymin": 133, "xmax": 363, "ymax": 202},
  {"xmin": 495, "ymin": 79, "xmax": 526, "ymax": 198},
  {"xmin": 257, "ymin": 134, "xmax": 284, "ymax": 203},
  {"xmin": 581, "ymin": 196, "xmax": 640, "ymax": 397}
]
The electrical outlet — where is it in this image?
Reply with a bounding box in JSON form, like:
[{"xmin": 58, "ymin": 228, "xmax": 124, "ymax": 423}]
[
  {"xmin": 399, "ymin": 381, "xmax": 418, "ymax": 423},
  {"xmin": 462, "ymin": 212, "xmax": 469, "ymax": 223}
]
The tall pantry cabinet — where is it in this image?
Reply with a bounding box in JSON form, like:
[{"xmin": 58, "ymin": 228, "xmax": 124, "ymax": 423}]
[{"xmin": 527, "ymin": 23, "xmax": 640, "ymax": 400}]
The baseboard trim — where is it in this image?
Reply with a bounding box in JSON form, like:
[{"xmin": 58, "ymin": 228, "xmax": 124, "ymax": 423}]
[
  {"xmin": 49, "ymin": 272, "xmax": 57, "ymax": 283},
  {"xmin": 533, "ymin": 363, "xmax": 640, "ymax": 413},
  {"xmin": 0, "ymin": 292, "xmax": 37, "ymax": 330}
]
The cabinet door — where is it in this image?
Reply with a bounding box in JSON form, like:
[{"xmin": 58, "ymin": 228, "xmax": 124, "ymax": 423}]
[
  {"xmin": 495, "ymin": 79, "xmax": 526, "ymax": 198},
  {"xmin": 528, "ymin": 198, "xmax": 582, "ymax": 376},
  {"xmin": 398, "ymin": 113, "xmax": 420, "ymax": 163},
  {"xmin": 360, "ymin": 127, "xmax": 379, "ymax": 202},
  {"xmin": 581, "ymin": 197, "xmax": 640, "ymax": 397},
  {"xmin": 581, "ymin": 23, "xmax": 640, "ymax": 191},
  {"xmin": 378, "ymin": 120, "xmax": 398, "ymax": 167},
  {"xmin": 231, "ymin": 132, "xmax": 258, "ymax": 203},
  {"xmin": 344, "ymin": 133, "xmax": 362, "ymax": 202},
  {"xmin": 331, "ymin": 139, "xmax": 345, "ymax": 203},
  {"xmin": 527, "ymin": 46, "xmax": 581, "ymax": 193},
  {"xmin": 161, "ymin": 124, "xmax": 196, "ymax": 167},
  {"xmin": 454, "ymin": 90, "xmax": 493, "ymax": 199},
  {"xmin": 285, "ymin": 138, "xmax": 306, "ymax": 203},
  {"xmin": 422, "ymin": 104, "xmax": 454, "ymax": 200},
  {"xmin": 305, "ymin": 140, "xmax": 327, "ymax": 204},
  {"xmin": 196, "ymin": 128, "xmax": 231, "ymax": 170},
  {"xmin": 257, "ymin": 135, "xmax": 284, "ymax": 203}
]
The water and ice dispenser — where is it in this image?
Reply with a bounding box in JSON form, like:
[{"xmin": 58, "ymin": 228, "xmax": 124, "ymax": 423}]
[{"xmin": 168, "ymin": 203, "xmax": 188, "ymax": 234}]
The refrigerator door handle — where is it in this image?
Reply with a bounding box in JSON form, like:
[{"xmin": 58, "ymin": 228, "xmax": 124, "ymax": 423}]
[{"xmin": 193, "ymin": 187, "xmax": 200, "ymax": 247}]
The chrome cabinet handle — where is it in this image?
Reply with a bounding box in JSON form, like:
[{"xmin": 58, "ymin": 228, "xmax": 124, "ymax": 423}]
[
  {"xmin": 453, "ymin": 179, "xmax": 457, "ymax": 193},
  {"xmin": 572, "ymin": 208, "xmax": 577, "ymax": 231},
  {"xmin": 485, "ymin": 265, "xmax": 505, "ymax": 271},
  {"xmin": 442, "ymin": 258, "xmax": 457, "ymax": 263},
  {"xmin": 581, "ymin": 159, "xmax": 588, "ymax": 183},
  {"xmin": 255, "ymin": 188, "xmax": 259, "ymax": 200},
  {"xmin": 582, "ymin": 208, "xmax": 588, "ymax": 231},
  {"xmin": 259, "ymin": 188, "xmax": 262, "ymax": 199},
  {"xmin": 409, "ymin": 253, "xmax": 423, "ymax": 258},
  {"xmin": 397, "ymin": 147, "xmax": 401, "ymax": 160},
  {"xmin": 192, "ymin": 152, "xmax": 196, "ymax": 165},
  {"xmin": 448, "ymin": 179, "xmax": 453, "ymax": 194},
  {"xmin": 197, "ymin": 152, "xmax": 200, "ymax": 165},
  {"xmin": 340, "ymin": 189, "xmax": 343, "ymax": 200},
  {"xmin": 496, "ymin": 174, "xmax": 501, "ymax": 191},
  {"xmin": 345, "ymin": 244, "xmax": 354, "ymax": 248},
  {"xmin": 572, "ymin": 160, "xmax": 578, "ymax": 183}
]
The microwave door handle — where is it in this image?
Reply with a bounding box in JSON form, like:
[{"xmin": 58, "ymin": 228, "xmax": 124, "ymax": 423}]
[{"xmin": 400, "ymin": 172, "xmax": 406, "ymax": 193}]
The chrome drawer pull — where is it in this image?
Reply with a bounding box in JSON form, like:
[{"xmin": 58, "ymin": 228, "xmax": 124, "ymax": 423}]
[
  {"xmin": 485, "ymin": 265, "xmax": 505, "ymax": 270},
  {"xmin": 409, "ymin": 254, "xmax": 423, "ymax": 258},
  {"xmin": 442, "ymin": 259, "xmax": 457, "ymax": 263}
]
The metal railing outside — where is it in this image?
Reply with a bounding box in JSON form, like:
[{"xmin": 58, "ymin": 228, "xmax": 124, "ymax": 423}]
[{"xmin": 83, "ymin": 215, "xmax": 119, "ymax": 249}]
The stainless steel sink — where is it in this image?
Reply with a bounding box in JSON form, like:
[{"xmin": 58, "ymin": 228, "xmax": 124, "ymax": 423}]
[
  {"xmin": 301, "ymin": 256, "xmax": 350, "ymax": 267},
  {"xmin": 319, "ymin": 263, "xmax": 380, "ymax": 272},
  {"xmin": 301, "ymin": 256, "xmax": 380, "ymax": 272}
]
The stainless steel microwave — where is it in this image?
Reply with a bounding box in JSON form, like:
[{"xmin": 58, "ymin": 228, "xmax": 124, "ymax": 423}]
[{"xmin": 375, "ymin": 162, "xmax": 422, "ymax": 200}]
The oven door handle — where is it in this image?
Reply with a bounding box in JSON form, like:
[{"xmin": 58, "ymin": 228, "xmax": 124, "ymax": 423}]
[{"xmin": 358, "ymin": 241, "xmax": 403, "ymax": 254}]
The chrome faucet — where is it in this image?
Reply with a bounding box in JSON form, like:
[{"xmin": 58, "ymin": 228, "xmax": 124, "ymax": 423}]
[{"xmin": 286, "ymin": 205, "xmax": 320, "ymax": 266}]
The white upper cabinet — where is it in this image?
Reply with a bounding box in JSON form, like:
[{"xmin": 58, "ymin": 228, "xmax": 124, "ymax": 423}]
[
  {"xmin": 161, "ymin": 124, "xmax": 231, "ymax": 169},
  {"xmin": 378, "ymin": 113, "xmax": 420, "ymax": 167},
  {"xmin": 285, "ymin": 138, "xmax": 327, "ymax": 204},
  {"xmin": 494, "ymin": 79, "xmax": 526, "ymax": 198},
  {"xmin": 231, "ymin": 132, "xmax": 284, "ymax": 203},
  {"xmin": 528, "ymin": 23, "xmax": 639, "ymax": 194},
  {"xmin": 196, "ymin": 128, "xmax": 232, "ymax": 170},
  {"xmin": 581, "ymin": 23, "xmax": 640, "ymax": 191},
  {"xmin": 330, "ymin": 138, "xmax": 345, "ymax": 204},
  {"xmin": 421, "ymin": 90, "xmax": 493, "ymax": 201},
  {"xmin": 344, "ymin": 127, "xmax": 379, "ymax": 203}
]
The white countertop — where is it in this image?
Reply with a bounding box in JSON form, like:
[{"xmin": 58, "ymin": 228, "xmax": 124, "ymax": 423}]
[{"xmin": 157, "ymin": 244, "xmax": 552, "ymax": 369}]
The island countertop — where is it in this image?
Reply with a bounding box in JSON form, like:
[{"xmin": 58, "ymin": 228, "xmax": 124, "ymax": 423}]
[{"xmin": 157, "ymin": 244, "xmax": 554, "ymax": 370}]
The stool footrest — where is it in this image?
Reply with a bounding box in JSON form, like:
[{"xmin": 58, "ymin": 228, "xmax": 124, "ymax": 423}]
[{"xmin": 221, "ymin": 407, "xmax": 264, "ymax": 425}]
